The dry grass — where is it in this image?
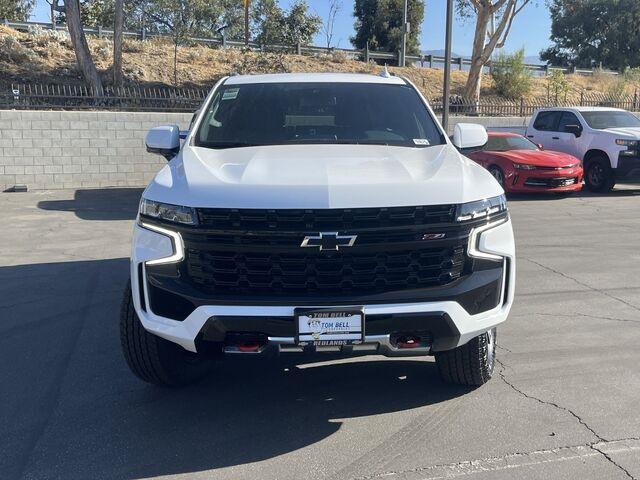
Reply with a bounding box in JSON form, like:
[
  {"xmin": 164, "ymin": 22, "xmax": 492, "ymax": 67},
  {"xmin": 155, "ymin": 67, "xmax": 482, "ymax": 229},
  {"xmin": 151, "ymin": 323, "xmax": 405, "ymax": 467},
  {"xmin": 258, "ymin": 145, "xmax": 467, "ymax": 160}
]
[{"xmin": 1, "ymin": 25, "xmax": 637, "ymax": 99}]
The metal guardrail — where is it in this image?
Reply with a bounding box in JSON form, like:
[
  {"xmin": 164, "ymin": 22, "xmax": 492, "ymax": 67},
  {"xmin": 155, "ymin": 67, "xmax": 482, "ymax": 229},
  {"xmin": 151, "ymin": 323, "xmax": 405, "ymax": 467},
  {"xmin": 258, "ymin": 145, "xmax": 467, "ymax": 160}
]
[
  {"xmin": 0, "ymin": 19, "xmax": 620, "ymax": 76},
  {"xmin": 2, "ymin": 83, "xmax": 638, "ymax": 115}
]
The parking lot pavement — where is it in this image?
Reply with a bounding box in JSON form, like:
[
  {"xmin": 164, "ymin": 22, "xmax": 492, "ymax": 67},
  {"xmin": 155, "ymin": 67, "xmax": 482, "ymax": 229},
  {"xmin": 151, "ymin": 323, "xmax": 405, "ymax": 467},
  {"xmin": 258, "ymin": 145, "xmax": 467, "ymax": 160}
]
[{"xmin": 1, "ymin": 187, "xmax": 640, "ymax": 480}]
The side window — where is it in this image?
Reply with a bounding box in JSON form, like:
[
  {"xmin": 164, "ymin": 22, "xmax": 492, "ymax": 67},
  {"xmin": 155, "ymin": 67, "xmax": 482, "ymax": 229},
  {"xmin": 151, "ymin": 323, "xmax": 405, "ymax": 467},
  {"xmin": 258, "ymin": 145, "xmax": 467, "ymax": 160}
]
[
  {"xmin": 558, "ymin": 112, "xmax": 582, "ymax": 132},
  {"xmin": 533, "ymin": 111, "xmax": 561, "ymax": 131}
]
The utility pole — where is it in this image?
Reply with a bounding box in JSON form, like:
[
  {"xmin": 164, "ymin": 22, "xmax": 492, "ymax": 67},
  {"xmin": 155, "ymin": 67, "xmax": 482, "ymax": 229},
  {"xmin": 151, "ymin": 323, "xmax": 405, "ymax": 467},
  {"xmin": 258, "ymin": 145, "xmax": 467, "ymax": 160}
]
[
  {"xmin": 442, "ymin": 0, "xmax": 453, "ymax": 131},
  {"xmin": 400, "ymin": 0, "xmax": 409, "ymax": 67},
  {"xmin": 244, "ymin": 0, "xmax": 249, "ymax": 45}
]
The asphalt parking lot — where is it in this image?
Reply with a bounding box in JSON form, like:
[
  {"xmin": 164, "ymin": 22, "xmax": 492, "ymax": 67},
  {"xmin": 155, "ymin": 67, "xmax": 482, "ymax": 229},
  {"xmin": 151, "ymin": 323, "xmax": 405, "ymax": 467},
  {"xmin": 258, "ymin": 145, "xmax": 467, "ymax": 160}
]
[{"xmin": 2, "ymin": 187, "xmax": 640, "ymax": 480}]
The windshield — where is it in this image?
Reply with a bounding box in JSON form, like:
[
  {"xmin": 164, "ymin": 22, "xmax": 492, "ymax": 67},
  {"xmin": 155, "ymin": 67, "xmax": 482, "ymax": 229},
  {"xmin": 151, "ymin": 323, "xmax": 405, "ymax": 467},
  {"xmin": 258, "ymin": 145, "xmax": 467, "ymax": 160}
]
[
  {"xmin": 581, "ymin": 111, "xmax": 640, "ymax": 129},
  {"xmin": 485, "ymin": 135, "xmax": 538, "ymax": 151},
  {"xmin": 194, "ymin": 82, "xmax": 445, "ymax": 149}
]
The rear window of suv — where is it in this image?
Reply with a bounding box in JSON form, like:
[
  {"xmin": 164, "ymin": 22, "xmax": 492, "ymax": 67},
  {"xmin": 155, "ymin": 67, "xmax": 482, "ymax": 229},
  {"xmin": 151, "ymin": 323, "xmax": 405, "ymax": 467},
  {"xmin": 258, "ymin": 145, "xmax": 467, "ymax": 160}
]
[{"xmin": 195, "ymin": 82, "xmax": 445, "ymax": 149}]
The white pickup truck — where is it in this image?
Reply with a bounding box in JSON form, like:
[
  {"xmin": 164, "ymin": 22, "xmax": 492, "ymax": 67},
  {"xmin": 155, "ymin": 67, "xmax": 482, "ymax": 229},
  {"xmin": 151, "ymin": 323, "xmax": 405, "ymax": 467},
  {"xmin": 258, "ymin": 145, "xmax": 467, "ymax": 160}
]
[{"xmin": 499, "ymin": 107, "xmax": 640, "ymax": 192}]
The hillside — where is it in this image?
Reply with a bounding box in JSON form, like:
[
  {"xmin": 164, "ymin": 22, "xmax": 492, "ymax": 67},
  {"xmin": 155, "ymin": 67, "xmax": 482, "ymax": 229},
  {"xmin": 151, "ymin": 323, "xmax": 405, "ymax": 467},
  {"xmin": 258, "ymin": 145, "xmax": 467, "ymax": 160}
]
[{"xmin": 0, "ymin": 25, "xmax": 634, "ymax": 101}]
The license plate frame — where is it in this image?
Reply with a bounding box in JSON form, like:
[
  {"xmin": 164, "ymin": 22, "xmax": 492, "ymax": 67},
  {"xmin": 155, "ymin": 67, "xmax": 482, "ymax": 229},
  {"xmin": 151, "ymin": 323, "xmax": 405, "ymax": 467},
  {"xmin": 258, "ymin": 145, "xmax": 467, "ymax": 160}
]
[{"xmin": 294, "ymin": 307, "xmax": 365, "ymax": 346}]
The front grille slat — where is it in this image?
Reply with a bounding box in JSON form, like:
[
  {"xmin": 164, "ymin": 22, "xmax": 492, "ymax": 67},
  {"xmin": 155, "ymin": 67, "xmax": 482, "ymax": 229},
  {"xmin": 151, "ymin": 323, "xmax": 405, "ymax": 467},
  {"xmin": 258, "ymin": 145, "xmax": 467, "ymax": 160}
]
[
  {"xmin": 185, "ymin": 246, "xmax": 466, "ymax": 296},
  {"xmin": 198, "ymin": 205, "xmax": 457, "ymax": 231}
]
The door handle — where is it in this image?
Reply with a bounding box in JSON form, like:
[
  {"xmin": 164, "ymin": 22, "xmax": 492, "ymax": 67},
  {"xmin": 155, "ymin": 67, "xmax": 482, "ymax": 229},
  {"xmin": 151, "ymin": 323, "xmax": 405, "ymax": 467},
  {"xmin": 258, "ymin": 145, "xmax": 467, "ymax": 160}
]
[
  {"xmin": 526, "ymin": 135, "xmax": 534, "ymax": 138},
  {"xmin": 552, "ymin": 136, "xmax": 560, "ymax": 140}
]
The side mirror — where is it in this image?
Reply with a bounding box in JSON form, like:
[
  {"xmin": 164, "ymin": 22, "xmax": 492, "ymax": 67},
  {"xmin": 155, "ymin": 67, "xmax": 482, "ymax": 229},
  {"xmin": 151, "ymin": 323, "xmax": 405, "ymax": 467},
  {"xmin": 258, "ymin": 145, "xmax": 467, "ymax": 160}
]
[
  {"xmin": 452, "ymin": 123, "xmax": 488, "ymax": 150},
  {"xmin": 564, "ymin": 124, "xmax": 582, "ymax": 138},
  {"xmin": 146, "ymin": 125, "xmax": 181, "ymax": 161},
  {"xmin": 537, "ymin": 143, "xmax": 544, "ymax": 150}
]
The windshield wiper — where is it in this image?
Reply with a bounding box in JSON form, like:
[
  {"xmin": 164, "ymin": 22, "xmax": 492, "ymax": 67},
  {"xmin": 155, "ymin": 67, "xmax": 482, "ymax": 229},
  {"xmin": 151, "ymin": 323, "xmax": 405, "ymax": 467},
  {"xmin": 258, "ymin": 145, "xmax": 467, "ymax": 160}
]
[
  {"xmin": 287, "ymin": 139, "xmax": 396, "ymax": 146},
  {"xmin": 197, "ymin": 141, "xmax": 259, "ymax": 149}
]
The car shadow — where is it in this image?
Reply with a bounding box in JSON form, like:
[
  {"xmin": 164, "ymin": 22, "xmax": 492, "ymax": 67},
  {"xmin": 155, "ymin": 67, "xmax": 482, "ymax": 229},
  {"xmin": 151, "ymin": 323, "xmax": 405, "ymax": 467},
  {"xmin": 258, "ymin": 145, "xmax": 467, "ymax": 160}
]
[
  {"xmin": 0, "ymin": 258, "xmax": 471, "ymax": 480},
  {"xmin": 36, "ymin": 187, "xmax": 144, "ymax": 221}
]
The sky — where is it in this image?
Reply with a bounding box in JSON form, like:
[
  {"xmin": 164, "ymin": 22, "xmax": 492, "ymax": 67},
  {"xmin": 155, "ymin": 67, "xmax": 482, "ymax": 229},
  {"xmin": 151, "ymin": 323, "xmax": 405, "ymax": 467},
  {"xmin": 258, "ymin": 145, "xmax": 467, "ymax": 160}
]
[{"xmin": 30, "ymin": 0, "xmax": 553, "ymax": 59}]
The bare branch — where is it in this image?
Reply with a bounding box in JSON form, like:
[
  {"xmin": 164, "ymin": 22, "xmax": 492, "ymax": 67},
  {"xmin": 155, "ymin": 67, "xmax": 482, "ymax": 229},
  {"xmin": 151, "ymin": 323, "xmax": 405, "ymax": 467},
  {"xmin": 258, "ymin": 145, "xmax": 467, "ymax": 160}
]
[{"xmin": 496, "ymin": 0, "xmax": 529, "ymax": 48}]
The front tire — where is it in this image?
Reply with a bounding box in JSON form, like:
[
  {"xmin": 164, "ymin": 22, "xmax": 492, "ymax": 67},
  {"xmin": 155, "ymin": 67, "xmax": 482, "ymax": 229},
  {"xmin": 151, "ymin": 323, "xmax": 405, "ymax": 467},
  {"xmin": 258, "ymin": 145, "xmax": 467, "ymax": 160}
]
[
  {"xmin": 435, "ymin": 328, "xmax": 496, "ymax": 386},
  {"xmin": 585, "ymin": 156, "xmax": 615, "ymax": 192},
  {"xmin": 120, "ymin": 282, "xmax": 215, "ymax": 387}
]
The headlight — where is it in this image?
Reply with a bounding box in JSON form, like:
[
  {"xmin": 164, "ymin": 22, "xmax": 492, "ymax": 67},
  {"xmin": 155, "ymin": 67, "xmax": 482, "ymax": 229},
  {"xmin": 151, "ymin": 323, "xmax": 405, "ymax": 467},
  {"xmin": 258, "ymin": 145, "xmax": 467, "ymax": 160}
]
[
  {"xmin": 456, "ymin": 195, "xmax": 507, "ymax": 222},
  {"xmin": 513, "ymin": 163, "xmax": 536, "ymax": 170},
  {"xmin": 616, "ymin": 139, "xmax": 639, "ymax": 156},
  {"xmin": 139, "ymin": 198, "xmax": 198, "ymax": 225}
]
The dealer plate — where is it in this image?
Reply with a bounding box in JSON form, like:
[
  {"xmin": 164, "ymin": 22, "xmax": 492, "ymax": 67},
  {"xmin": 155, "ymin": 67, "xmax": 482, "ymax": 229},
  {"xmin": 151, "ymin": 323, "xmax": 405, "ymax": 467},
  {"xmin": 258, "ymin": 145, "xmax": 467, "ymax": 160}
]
[{"xmin": 295, "ymin": 308, "xmax": 364, "ymax": 346}]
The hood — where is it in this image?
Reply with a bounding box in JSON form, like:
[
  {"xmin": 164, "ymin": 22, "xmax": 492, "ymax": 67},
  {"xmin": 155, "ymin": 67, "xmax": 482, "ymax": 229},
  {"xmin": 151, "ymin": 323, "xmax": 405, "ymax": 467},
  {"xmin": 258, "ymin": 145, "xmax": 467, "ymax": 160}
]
[
  {"xmin": 490, "ymin": 149, "xmax": 580, "ymax": 167},
  {"xmin": 144, "ymin": 143, "xmax": 503, "ymax": 209},
  {"xmin": 601, "ymin": 127, "xmax": 640, "ymax": 139}
]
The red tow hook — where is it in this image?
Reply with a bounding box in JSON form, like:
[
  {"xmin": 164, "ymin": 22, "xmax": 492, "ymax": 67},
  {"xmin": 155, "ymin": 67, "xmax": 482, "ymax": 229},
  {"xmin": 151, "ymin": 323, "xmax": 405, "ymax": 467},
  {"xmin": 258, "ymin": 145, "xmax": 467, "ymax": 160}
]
[
  {"xmin": 237, "ymin": 342, "xmax": 261, "ymax": 352},
  {"xmin": 397, "ymin": 337, "xmax": 421, "ymax": 349}
]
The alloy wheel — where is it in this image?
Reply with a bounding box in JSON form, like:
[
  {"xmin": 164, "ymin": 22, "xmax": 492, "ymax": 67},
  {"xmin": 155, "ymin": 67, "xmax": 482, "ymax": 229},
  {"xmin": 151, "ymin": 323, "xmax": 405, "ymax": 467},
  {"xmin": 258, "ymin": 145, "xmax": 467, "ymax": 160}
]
[{"xmin": 588, "ymin": 163, "xmax": 604, "ymax": 187}]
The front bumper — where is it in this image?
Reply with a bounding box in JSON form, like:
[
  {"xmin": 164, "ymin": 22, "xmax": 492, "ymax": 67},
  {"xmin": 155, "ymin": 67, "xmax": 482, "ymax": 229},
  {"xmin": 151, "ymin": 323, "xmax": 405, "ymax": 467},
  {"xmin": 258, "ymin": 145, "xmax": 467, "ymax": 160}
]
[
  {"xmin": 505, "ymin": 166, "xmax": 583, "ymax": 193},
  {"xmin": 130, "ymin": 219, "xmax": 516, "ymax": 355},
  {"xmin": 616, "ymin": 154, "xmax": 640, "ymax": 181}
]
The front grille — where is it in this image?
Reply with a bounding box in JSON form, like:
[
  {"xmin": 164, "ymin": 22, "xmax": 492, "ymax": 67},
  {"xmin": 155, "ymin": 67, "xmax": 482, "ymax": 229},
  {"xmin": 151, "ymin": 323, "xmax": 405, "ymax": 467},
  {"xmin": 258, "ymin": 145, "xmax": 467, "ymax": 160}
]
[
  {"xmin": 145, "ymin": 205, "xmax": 484, "ymax": 300},
  {"xmin": 524, "ymin": 177, "xmax": 577, "ymax": 187},
  {"xmin": 197, "ymin": 205, "xmax": 457, "ymax": 231},
  {"xmin": 185, "ymin": 245, "xmax": 466, "ymax": 296},
  {"xmin": 534, "ymin": 165, "xmax": 576, "ymax": 171}
]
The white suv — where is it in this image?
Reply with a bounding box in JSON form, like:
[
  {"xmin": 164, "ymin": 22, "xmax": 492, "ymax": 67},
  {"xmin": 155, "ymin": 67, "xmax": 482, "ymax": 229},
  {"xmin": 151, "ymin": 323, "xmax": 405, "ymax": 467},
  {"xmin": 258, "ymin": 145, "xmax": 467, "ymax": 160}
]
[{"xmin": 121, "ymin": 73, "xmax": 516, "ymax": 387}]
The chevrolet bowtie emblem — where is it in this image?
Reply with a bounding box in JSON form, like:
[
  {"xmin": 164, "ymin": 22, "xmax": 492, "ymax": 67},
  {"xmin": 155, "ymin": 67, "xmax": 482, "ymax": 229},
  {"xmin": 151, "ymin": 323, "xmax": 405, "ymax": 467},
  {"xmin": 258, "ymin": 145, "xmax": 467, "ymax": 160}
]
[{"xmin": 300, "ymin": 232, "xmax": 357, "ymax": 251}]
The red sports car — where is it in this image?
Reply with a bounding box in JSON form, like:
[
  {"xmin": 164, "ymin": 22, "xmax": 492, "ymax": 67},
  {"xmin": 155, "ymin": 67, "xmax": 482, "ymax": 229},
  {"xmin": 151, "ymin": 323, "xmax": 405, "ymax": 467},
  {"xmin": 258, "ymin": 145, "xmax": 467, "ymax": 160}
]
[{"xmin": 467, "ymin": 132, "xmax": 583, "ymax": 193}]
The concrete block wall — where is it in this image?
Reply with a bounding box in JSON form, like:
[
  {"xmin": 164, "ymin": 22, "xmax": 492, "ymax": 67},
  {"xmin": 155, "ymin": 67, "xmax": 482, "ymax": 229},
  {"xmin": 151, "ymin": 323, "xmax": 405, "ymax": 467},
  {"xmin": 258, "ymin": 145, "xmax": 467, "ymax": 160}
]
[
  {"xmin": 447, "ymin": 116, "xmax": 529, "ymax": 134},
  {"xmin": 0, "ymin": 111, "xmax": 529, "ymax": 191},
  {"xmin": 0, "ymin": 110, "xmax": 191, "ymax": 192}
]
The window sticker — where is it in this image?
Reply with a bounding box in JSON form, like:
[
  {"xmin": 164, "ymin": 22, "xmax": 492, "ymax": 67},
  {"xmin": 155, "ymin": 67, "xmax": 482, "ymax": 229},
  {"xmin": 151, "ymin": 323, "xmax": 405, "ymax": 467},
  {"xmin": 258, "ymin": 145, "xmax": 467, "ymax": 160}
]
[
  {"xmin": 413, "ymin": 138, "xmax": 430, "ymax": 145},
  {"xmin": 222, "ymin": 88, "xmax": 239, "ymax": 100}
]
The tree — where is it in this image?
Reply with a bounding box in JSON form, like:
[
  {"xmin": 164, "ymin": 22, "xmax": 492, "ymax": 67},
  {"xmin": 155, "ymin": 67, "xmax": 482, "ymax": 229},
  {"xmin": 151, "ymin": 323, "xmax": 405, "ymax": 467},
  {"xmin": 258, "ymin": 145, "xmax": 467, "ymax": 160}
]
[
  {"xmin": 351, "ymin": 0, "xmax": 424, "ymax": 55},
  {"xmin": 252, "ymin": 0, "xmax": 281, "ymax": 45},
  {"xmin": 254, "ymin": 0, "xmax": 321, "ymax": 47},
  {"xmin": 0, "ymin": 0, "xmax": 35, "ymax": 21},
  {"xmin": 81, "ymin": 0, "xmax": 147, "ymax": 30},
  {"xmin": 541, "ymin": 0, "xmax": 640, "ymax": 71},
  {"xmin": 65, "ymin": 0, "xmax": 103, "ymax": 92},
  {"xmin": 143, "ymin": 0, "xmax": 242, "ymax": 85},
  {"xmin": 322, "ymin": 0, "xmax": 342, "ymax": 49},
  {"xmin": 457, "ymin": 0, "xmax": 530, "ymax": 101}
]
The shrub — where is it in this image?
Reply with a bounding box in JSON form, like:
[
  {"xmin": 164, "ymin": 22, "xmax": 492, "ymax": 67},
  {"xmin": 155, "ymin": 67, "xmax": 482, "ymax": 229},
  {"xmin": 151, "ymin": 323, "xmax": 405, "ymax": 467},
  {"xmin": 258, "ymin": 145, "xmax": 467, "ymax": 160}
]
[
  {"xmin": 0, "ymin": 35, "xmax": 34, "ymax": 62},
  {"xmin": 330, "ymin": 49, "xmax": 348, "ymax": 64},
  {"xmin": 547, "ymin": 69, "xmax": 570, "ymax": 101},
  {"xmin": 606, "ymin": 78, "xmax": 628, "ymax": 98},
  {"xmin": 92, "ymin": 40, "xmax": 112, "ymax": 61},
  {"xmin": 122, "ymin": 38, "xmax": 144, "ymax": 53},
  {"xmin": 27, "ymin": 25, "xmax": 69, "ymax": 47},
  {"xmin": 623, "ymin": 66, "xmax": 640, "ymax": 84},
  {"xmin": 232, "ymin": 50, "xmax": 289, "ymax": 75},
  {"xmin": 490, "ymin": 48, "xmax": 533, "ymax": 100}
]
